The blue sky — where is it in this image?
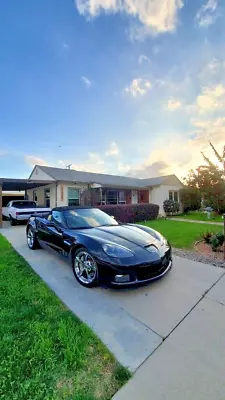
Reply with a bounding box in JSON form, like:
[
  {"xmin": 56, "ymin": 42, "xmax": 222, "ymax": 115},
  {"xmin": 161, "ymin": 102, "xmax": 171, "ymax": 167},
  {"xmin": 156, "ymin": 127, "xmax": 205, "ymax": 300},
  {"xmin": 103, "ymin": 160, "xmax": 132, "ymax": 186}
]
[{"xmin": 1, "ymin": 0, "xmax": 225, "ymax": 179}]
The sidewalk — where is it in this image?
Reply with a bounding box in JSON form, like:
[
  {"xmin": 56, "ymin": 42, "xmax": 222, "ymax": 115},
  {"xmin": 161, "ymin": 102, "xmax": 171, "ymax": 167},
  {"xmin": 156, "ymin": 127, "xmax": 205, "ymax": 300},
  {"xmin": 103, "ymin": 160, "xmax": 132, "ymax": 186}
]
[
  {"xmin": 113, "ymin": 272, "xmax": 225, "ymax": 400},
  {"xmin": 169, "ymin": 217, "xmax": 223, "ymax": 226}
]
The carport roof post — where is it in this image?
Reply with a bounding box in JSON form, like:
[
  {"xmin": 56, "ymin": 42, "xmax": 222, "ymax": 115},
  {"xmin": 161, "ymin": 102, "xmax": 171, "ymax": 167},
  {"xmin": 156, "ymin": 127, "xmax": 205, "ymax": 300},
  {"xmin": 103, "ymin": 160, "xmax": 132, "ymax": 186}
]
[{"xmin": 0, "ymin": 178, "xmax": 53, "ymax": 229}]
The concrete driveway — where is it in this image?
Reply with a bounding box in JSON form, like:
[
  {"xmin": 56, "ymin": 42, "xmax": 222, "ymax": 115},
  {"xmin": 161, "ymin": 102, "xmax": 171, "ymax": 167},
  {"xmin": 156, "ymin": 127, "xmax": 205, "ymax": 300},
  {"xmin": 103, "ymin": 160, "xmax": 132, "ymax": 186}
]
[{"xmin": 2, "ymin": 225, "xmax": 225, "ymax": 399}]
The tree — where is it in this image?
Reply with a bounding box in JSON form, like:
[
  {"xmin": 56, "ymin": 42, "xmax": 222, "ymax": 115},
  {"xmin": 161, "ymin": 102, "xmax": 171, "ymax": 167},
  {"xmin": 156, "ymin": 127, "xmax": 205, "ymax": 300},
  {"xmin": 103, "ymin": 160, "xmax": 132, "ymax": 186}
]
[
  {"xmin": 180, "ymin": 187, "xmax": 201, "ymax": 212},
  {"xmin": 184, "ymin": 143, "xmax": 225, "ymax": 213}
]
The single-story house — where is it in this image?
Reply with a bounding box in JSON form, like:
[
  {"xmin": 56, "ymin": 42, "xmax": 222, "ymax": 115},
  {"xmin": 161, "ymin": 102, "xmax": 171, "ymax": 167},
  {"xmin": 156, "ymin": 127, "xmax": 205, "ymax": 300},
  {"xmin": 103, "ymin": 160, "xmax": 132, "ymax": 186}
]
[{"xmin": 27, "ymin": 165, "xmax": 184, "ymax": 216}]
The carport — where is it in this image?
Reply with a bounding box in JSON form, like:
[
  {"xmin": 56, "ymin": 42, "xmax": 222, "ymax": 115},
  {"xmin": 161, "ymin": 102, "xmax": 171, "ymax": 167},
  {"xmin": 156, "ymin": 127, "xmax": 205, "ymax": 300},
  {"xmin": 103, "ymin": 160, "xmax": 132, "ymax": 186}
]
[{"xmin": 0, "ymin": 178, "xmax": 53, "ymax": 228}]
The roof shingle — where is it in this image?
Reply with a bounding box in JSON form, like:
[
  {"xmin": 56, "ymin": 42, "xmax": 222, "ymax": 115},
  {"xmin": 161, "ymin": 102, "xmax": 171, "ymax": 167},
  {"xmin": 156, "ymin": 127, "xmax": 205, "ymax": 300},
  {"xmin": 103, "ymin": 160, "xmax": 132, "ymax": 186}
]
[{"xmin": 37, "ymin": 165, "xmax": 179, "ymax": 188}]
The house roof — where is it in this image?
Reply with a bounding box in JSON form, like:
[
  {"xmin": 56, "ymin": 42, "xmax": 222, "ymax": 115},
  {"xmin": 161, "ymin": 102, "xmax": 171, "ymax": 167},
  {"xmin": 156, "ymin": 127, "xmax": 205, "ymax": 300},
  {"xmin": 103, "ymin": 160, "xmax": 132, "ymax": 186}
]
[{"xmin": 35, "ymin": 165, "xmax": 182, "ymax": 189}]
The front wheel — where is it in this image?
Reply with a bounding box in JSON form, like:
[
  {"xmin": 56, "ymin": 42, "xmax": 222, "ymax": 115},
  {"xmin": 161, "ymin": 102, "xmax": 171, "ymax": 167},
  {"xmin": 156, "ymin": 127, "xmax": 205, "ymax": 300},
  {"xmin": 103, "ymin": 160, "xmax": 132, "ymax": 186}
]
[
  {"xmin": 27, "ymin": 227, "xmax": 40, "ymax": 250},
  {"xmin": 73, "ymin": 248, "xmax": 99, "ymax": 288}
]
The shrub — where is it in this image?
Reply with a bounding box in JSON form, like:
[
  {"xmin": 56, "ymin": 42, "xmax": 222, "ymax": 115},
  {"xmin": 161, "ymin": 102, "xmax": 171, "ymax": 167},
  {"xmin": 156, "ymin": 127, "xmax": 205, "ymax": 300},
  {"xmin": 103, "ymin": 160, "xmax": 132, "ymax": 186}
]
[
  {"xmin": 210, "ymin": 236, "xmax": 220, "ymax": 252},
  {"xmin": 202, "ymin": 231, "xmax": 213, "ymax": 244},
  {"xmin": 209, "ymin": 232, "xmax": 224, "ymax": 252},
  {"xmin": 163, "ymin": 199, "xmax": 180, "ymax": 215},
  {"xmin": 180, "ymin": 187, "xmax": 201, "ymax": 213},
  {"xmin": 98, "ymin": 203, "xmax": 159, "ymax": 223},
  {"xmin": 215, "ymin": 232, "xmax": 224, "ymax": 247}
]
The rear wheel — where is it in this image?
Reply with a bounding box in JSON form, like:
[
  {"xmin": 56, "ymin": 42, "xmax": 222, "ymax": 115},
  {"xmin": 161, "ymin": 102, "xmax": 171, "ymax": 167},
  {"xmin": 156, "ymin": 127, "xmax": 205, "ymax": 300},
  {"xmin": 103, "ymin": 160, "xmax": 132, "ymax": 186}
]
[
  {"xmin": 73, "ymin": 247, "xmax": 99, "ymax": 288},
  {"xmin": 27, "ymin": 227, "xmax": 40, "ymax": 250}
]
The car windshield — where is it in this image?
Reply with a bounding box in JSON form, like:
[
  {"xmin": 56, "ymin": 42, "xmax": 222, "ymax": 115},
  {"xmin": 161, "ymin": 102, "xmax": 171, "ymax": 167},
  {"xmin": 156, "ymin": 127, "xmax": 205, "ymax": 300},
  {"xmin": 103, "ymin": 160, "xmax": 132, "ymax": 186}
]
[
  {"xmin": 12, "ymin": 201, "xmax": 37, "ymax": 208},
  {"xmin": 63, "ymin": 208, "xmax": 118, "ymax": 229}
]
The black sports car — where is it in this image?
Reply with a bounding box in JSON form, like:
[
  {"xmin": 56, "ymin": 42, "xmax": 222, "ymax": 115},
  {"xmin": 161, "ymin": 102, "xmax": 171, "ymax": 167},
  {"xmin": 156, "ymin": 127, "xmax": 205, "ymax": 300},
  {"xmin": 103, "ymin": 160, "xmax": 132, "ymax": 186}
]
[{"xmin": 26, "ymin": 207, "xmax": 172, "ymax": 288}]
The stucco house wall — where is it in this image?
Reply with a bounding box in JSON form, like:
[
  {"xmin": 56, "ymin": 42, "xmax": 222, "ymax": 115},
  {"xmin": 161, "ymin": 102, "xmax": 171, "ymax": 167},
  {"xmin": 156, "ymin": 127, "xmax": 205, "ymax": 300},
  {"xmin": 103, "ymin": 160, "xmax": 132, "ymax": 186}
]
[
  {"xmin": 150, "ymin": 183, "xmax": 183, "ymax": 216},
  {"xmin": 29, "ymin": 166, "xmax": 55, "ymax": 181},
  {"xmin": 27, "ymin": 182, "xmax": 89, "ymax": 208}
]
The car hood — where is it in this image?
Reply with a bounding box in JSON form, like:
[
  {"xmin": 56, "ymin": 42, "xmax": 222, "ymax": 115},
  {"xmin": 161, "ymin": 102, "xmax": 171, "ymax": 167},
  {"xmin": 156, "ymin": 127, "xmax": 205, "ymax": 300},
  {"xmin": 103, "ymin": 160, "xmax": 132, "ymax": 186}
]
[{"xmin": 67, "ymin": 224, "xmax": 160, "ymax": 250}]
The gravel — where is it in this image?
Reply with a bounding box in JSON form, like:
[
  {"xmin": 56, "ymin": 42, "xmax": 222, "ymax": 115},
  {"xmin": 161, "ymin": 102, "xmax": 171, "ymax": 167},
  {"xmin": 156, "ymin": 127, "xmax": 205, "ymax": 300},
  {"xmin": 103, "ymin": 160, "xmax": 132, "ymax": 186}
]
[{"xmin": 173, "ymin": 247, "xmax": 225, "ymax": 268}]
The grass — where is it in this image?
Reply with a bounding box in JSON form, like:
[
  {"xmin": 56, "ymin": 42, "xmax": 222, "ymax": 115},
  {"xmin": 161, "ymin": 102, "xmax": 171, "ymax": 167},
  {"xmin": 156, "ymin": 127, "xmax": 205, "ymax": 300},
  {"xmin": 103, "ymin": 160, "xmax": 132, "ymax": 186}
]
[
  {"xmin": 171, "ymin": 211, "xmax": 224, "ymax": 223},
  {"xmin": 0, "ymin": 235, "xmax": 130, "ymax": 400},
  {"xmin": 140, "ymin": 219, "xmax": 222, "ymax": 249}
]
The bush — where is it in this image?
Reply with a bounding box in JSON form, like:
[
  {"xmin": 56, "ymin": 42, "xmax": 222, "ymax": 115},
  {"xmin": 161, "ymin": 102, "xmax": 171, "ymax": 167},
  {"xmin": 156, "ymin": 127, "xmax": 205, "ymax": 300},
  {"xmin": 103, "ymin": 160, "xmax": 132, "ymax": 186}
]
[
  {"xmin": 163, "ymin": 199, "xmax": 180, "ymax": 215},
  {"xmin": 209, "ymin": 232, "xmax": 224, "ymax": 252},
  {"xmin": 180, "ymin": 187, "xmax": 201, "ymax": 213},
  {"xmin": 202, "ymin": 231, "xmax": 213, "ymax": 244},
  {"xmin": 98, "ymin": 203, "xmax": 159, "ymax": 223}
]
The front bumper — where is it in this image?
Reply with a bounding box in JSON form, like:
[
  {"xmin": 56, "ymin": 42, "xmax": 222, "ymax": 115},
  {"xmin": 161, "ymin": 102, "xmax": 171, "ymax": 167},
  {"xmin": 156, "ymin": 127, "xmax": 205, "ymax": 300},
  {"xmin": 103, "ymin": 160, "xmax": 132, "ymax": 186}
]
[{"xmin": 110, "ymin": 260, "xmax": 172, "ymax": 286}]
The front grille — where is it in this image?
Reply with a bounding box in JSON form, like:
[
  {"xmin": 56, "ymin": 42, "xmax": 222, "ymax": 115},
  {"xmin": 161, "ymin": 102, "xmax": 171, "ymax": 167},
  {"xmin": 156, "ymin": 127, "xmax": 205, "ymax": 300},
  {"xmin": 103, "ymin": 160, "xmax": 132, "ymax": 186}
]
[{"xmin": 136, "ymin": 254, "xmax": 171, "ymax": 281}]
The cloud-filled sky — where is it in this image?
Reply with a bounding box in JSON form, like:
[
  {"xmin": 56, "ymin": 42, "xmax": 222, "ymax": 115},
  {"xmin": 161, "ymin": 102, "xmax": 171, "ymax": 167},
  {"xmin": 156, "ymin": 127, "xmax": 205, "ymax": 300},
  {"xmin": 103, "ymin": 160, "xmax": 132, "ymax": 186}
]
[{"xmin": 0, "ymin": 0, "xmax": 225, "ymax": 179}]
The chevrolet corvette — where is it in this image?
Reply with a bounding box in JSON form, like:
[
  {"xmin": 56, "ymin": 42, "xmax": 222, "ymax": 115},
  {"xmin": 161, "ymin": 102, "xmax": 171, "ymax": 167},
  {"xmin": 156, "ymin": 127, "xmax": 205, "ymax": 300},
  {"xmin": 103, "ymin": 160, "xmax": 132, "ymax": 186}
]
[{"xmin": 26, "ymin": 207, "xmax": 172, "ymax": 288}]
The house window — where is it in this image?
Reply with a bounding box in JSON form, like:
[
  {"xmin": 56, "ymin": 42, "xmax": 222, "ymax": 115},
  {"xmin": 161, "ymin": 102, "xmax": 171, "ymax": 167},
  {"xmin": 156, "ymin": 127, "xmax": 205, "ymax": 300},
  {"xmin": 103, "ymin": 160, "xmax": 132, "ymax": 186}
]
[
  {"xmin": 33, "ymin": 190, "xmax": 37, "ymax": 202},
  {"xmin": 44, "ymin": 189, "xmax": 51, "ymax": 207},
  {"xmin": 68, "ymin": 188, "xmax": 80, "ymax": 206},
  {"xmin": 118, "ymin": 191, "xmax": 126, "ymax": 204},
  {"xmin": 107, "ymin": 190, "xmax": 117, "ymax": 204},
  {"xmin": 169, "ymin": 191, "xmax": 179, "ymax": 202}
]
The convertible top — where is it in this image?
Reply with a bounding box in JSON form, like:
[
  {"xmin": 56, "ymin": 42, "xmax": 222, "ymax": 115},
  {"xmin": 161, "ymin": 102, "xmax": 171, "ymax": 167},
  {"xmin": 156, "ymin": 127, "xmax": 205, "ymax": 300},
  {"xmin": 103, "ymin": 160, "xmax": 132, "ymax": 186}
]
[{"xmin": 52, "ymin": 206, "xmax": 94, "ymax": 212}]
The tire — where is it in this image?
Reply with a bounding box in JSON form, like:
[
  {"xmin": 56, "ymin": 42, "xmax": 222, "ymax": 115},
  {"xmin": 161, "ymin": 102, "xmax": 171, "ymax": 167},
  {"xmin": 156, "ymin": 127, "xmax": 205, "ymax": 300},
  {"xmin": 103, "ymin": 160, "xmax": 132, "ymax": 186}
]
[
  {"xmin": 9, "ymin": 215, "xmax": 16, "ymax": 226},
  {"xmin": 72, "ymin": 247, "xmax": 99, "ymax": 288},
  {"xmin": 27, "ymin": 227, "xmax": 40, "ymax": 250}
]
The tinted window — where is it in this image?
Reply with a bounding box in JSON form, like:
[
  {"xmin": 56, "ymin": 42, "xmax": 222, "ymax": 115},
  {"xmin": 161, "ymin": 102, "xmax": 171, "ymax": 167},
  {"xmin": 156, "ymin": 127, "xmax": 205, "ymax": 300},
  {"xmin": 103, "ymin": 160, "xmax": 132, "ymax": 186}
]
[
  {"xmin": 52, "ymin": 211, "xmax": 64, "ymax": 225},
  {"xmin": 64, "ymin": 208, "xmax": 118, "ymax": 229},
  {"xmin": 11, "ymin": 201, "xmax": 37, "ymax": 208}
]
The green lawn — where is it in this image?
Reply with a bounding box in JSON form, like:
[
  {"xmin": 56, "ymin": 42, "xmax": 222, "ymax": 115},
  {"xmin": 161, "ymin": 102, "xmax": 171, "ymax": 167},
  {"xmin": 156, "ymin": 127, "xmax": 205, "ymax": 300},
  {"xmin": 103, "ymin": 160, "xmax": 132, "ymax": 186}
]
[
  {"xmin": 172, "ymin": 211, "xmax": 224, "ymax": 223},
  {"xmin": 0, "ymin": 235, "xmax": 130, "ymax": 400},
  {"xmin": 141, "ymin": 219, "xmax": 221, "ymax": 249}
]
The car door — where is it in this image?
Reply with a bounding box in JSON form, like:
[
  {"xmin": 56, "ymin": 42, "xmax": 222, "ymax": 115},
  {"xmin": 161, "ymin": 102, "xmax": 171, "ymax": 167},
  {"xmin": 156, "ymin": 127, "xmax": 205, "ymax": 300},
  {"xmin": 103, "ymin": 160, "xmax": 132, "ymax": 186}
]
[{"xmin": 42, "ymin": 211, "xmax": 65, "ymax": 253}]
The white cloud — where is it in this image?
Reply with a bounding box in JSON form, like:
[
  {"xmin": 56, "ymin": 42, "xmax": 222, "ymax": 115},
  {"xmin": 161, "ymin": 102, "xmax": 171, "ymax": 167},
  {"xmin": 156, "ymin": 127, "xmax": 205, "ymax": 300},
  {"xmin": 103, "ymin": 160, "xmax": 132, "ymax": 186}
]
[
  {"xmin": 196, "ymin": 0, "xmax": 218, "ymax": 27},
  {"xmin": 199, "ymin": 58, "xmax": 225, "ymax": 85},
  {"xmin": 75, "ymin": 0, "xmax": 184, "ymax": 37},
  {"xmin": 165, "ymin": 98, "xmax": 182, "ymax": 111},
  {"xmin": 196, "ymin": 84, "xmax": 225, "ymax": 113},
  {"xmin": 81, "ymin": 76, "xmax": 92, "ymax": 88},
  {"xmin": 105, "ymin": 141, "xmax": 119, "ymax": 156},
  {"xmin": 59, "ymin": 153, "xmax": 105, "ymax": 174},
  {"xmin": 138, "ymin": 54, "xmax": 151, "ymax": 65},
  {"xmin": 124, "ymin": 78, "xmax": 152, "ymax": 97},
  {"xmin": 25, "ymin": 156, "xmax": 48, "ymax": 167}
]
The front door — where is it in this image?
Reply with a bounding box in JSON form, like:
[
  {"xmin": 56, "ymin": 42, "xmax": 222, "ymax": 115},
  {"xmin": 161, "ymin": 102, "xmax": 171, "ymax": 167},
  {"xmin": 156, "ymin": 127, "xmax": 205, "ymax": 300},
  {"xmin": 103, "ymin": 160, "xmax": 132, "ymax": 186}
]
[{"xmin": 131, "ymin": 190, "xmax": 138, "ymax": 204}]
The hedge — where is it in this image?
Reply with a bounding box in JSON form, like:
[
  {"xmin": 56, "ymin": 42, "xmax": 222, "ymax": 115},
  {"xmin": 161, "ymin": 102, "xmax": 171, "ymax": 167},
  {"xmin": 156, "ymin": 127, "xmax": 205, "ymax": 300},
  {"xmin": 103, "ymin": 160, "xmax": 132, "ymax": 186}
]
[{"xmin": 98, "ymin": 203, "xmax": 159, "ymax": 223}]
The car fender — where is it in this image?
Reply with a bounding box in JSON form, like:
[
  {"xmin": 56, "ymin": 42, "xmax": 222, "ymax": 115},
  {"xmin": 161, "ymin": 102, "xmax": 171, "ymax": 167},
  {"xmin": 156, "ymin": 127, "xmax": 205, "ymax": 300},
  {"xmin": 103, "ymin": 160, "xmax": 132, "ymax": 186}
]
[
  {"xmin": 26, "ymin": 218, "xmax": 37, "ymax": 233},
  {"xmin": 68, "ymin": 235, "xmax": 115, "ymax": 266}
]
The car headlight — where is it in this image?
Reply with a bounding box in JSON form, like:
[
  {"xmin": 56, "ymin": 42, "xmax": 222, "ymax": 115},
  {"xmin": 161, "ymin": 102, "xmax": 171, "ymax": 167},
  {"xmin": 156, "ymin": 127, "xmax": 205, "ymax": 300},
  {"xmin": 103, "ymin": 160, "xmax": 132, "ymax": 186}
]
[{"xmin": 102, "ymin": 243, "xmax": 134, "ymax": 258}]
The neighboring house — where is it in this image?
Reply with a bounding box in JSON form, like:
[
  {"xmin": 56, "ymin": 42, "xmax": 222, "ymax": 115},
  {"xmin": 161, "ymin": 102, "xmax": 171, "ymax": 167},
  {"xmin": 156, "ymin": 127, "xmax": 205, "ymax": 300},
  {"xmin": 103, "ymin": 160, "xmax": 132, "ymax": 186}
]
[{"xmin": 27, "ymin": 165, "xmax": 184, "ymax": 215}]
